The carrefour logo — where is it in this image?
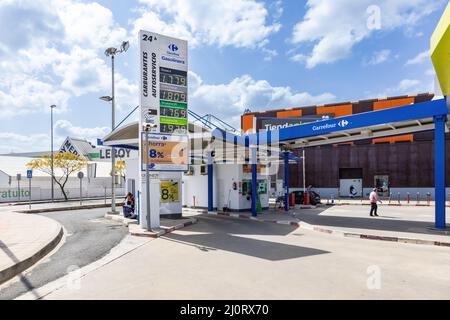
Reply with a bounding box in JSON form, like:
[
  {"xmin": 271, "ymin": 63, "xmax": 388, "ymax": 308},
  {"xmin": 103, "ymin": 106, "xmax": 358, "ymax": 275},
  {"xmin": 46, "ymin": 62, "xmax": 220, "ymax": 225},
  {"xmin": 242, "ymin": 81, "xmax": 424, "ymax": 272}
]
[
  {"xmin": 312, "ymin": 119, "xmax": 350, "ymax": 131},
  {"xmin": 338, "ymin": 120, "xmax": 349, "ymax": 128},
  {"xmin": 168, "ymin": 44, "xmax": 178, "ymax": 52}
]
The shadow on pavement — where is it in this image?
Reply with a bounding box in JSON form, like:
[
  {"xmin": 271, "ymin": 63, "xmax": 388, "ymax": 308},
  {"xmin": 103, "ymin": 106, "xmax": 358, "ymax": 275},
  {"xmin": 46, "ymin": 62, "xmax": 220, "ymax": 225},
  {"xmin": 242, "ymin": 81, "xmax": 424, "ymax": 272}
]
[
  {"xmin": 0, "ymin": 240, "xmax": 39, "ymax": 300},
  {"xmin": 162, "ymin": 215, "xmax": 329, "ymax": 261},
  {"xmin": 297, "ymin": 206, "xmax": 450, "ymax": 237}
]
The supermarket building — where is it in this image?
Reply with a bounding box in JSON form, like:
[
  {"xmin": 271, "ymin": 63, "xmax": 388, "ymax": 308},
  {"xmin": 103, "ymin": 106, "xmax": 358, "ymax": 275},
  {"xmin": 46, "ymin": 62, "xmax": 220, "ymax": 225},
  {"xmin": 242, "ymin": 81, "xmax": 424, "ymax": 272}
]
[{"xmin": 240, "ymin": 93, "xmax": 450, "ymax": 199}]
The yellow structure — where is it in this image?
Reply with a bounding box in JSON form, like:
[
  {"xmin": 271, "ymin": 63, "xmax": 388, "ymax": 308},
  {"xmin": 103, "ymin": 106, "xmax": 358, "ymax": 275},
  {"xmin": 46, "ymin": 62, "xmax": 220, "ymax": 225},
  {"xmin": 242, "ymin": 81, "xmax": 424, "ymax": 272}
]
[{"xmin": 431, "ymin": 2, "xmax": 450, "ymax": 95}]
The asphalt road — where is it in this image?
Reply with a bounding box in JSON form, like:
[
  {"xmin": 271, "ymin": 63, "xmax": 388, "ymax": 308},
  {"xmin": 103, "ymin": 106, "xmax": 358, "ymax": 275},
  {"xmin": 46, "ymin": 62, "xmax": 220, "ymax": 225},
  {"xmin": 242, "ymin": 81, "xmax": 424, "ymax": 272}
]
[{"xmin": 0, "ymin": 208, "xmax": 127, "ymax": 300}]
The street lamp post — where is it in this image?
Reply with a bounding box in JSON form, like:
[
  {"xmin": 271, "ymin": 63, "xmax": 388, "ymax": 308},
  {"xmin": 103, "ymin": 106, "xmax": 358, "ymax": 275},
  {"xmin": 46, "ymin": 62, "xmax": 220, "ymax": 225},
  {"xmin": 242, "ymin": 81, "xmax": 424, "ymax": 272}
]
[
  {"xmin": 102, "ymin": 41, "xmax": 129, "ymax": 214},
  {"xmin": 50, "ymin": 104, "xmax": 56, "ymax": 202}
]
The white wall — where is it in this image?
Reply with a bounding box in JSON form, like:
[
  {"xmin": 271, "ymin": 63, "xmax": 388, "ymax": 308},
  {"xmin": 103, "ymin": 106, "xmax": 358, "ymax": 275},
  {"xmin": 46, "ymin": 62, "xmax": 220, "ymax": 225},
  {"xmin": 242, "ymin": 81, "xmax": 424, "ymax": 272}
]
[
  {"xmin": 314, "ymin": 187, "xmax": 450, "ymax": 201},
  {"xmin": 182, "ymin": 163, "xmax": 270, "ymax": 211},
  {"xmin": 182, "ymin": 165, "xmax": 210, "ymax": 208}
]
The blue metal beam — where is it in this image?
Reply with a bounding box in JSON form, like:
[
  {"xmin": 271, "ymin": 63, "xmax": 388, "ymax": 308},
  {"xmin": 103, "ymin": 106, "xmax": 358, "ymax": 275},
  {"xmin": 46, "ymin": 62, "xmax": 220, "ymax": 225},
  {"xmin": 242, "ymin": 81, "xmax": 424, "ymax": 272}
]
[
  {"xmin": 209, "ymin": 99, "xmax": 447, "ymax": 147},
  {"xmin": 434, "ymin": 114, "xmax": 447, "ymax": 229},
  {"xmin": 251, "ymin": 147, "xmax": 257, "ymax": 217},
  {"xmin": 284, "ymin": 152, "xmax": 290, "ymax": 211},
  {"xmin": 109, "ymin": 144, "xmax": 139, "ymax": 150},
  {"xmin": 208, "ymin": 151, "xmax": 214, "ymax": 212},
  {"xmin": 248, "ymin": 99, "xmax": 448, "ymax": 145}
]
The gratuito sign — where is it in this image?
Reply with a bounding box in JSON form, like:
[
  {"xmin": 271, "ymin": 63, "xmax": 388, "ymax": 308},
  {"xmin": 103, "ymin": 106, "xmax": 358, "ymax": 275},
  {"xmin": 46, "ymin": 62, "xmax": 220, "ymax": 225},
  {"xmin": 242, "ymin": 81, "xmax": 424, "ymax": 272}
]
[
  {"xmin": 160, "ymin": 181, "xmax": 179, "ymax": 202},
  {"xmin": 141, "ymin": 133, "xmax": 188, "ymax": 171}
]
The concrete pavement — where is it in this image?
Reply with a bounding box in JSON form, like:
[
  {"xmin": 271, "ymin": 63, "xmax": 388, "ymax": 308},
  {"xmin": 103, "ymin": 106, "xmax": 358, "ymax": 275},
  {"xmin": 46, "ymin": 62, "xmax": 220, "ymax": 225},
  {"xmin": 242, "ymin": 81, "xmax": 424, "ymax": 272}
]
[
  {"xmin": 0, "ymin": 208, "xmax": 127, "ymax": 299},
  {"xmin": 31, "ymin": 214, "xmax": 450, "ymax": 299},
  {"xmin": 0, "ymin": 212, "xmax": 63, "ymax": 285},
  {"xmin": 219, "ymin": 205, "xmax": 450, "ymax": 246}
]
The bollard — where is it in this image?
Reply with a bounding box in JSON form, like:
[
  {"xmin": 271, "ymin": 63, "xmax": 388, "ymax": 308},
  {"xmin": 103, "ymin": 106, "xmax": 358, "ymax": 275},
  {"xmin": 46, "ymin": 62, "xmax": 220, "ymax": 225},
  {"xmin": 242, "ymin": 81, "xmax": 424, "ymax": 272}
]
[
  {"xmin": 406, "ymin": 192, "xmax": 410, "ymax": 204},
  {"xmin": 416, "ymin": 192, "xmax": 420, "ymax": 205},
  {"xmin": 388, "ymin": 192, "xmax": 392, "ymax": 204},
  {"xmin": 397, "ymin": 192, "xmax": 401, "ymax": 204},
  {"xmin": 104, "ymin": 187, "xmax": 107, "ymax": 205},
  {"xmin": 331, "ymin": 194, "xmax": 334, "ymax": 204},
  {"xmin": 427, "ymin": 192, "xmax": 431, "ymax": 206}
]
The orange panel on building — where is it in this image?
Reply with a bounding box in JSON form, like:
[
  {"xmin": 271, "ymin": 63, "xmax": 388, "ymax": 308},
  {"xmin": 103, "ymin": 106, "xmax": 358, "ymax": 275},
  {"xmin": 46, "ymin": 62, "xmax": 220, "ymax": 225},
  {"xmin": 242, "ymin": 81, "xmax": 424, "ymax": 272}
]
[
  {"xmin": 277, "ymin": 109, "xmax": 302, "ymax": 118},
  {"xmin": 373, "ymin": 135, "xmax": 414, "ymax": 144},
  {"xmin": 373, "ymin": 97, "xmax": 414, "ymax": 110},
  {"xmin": 373, "ymin": 97, "xmax": 415, "ymax": 143},
  {"xmin": 241, "ymin": 114, "xmax": 255, "ymax": 133},
  {"xmin": 317, "ymin": 104, "xmax": 353, "ymax": 118}
]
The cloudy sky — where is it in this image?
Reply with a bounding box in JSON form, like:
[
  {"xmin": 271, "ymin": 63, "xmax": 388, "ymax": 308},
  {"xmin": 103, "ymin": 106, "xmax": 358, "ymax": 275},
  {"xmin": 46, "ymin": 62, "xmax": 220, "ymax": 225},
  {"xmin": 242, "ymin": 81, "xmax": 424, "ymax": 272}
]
[{"xmin": 0, "ymin": 0, "xmax": 446, "ymax": 153}]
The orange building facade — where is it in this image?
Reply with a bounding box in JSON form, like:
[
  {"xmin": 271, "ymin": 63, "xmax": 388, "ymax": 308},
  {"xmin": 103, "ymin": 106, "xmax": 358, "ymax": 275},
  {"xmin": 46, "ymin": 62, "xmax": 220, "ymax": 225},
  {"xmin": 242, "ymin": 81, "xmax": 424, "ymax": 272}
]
[{"xmin": 240, "ymin": 93, "xmax": 450, "ymax": 198}]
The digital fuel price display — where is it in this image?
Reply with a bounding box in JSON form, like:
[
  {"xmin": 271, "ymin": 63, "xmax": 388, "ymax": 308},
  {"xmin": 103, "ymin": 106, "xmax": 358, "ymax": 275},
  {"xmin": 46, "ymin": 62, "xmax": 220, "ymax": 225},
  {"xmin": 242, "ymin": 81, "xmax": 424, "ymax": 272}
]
[
  {"xmin": 160, "ymin": 67, "xmax": 187, "ymax": 87},
  {"xmin": 159, "ymin": 67, "xmax": 188, "ymax": 134},
  {"xmin": 160, "ymin": 107, "xmax": 187, "ymax": 118},
  {"xmin": 160, "ymin": 89, "xmax": 187, "ymax": 103}
]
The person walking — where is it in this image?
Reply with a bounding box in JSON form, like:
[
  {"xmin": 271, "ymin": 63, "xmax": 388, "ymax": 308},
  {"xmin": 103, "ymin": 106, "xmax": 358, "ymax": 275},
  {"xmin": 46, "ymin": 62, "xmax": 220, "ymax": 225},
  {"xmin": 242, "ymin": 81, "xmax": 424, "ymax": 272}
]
[{"xmin": 369, "ymin": 188, "xmax": 382, "ymax": 217}]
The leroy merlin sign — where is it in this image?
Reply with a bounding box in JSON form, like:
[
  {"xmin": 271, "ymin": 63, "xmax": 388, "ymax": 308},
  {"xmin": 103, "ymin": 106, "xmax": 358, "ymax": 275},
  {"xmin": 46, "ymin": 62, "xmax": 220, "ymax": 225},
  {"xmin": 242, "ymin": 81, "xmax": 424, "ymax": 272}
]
[{"xmin": 88, "ymin": 148, "xmax": 133, "ymax": 160}]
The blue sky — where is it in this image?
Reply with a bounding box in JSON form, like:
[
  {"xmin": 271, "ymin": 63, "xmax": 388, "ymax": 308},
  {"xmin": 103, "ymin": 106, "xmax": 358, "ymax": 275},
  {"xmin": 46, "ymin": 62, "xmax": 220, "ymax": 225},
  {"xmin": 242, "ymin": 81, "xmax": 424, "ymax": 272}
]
[{"xmin": 0, "ymin": 0, "xmax": 446, "ymax": 153}]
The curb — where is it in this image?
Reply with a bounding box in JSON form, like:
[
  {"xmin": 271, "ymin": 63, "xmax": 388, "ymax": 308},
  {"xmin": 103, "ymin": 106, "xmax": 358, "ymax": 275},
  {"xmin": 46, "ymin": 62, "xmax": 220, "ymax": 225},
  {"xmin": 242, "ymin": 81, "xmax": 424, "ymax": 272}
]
[
  {"xmin": 323, "ymin": 202, "xmax": 449, "ymax": 207},
  {"xmin": 213, "ymin": 212, "xmax": 450, "ymax": 248},
  {"xmin": 104, "ymin": 213, "xmax": 138, "ymax": 227},
  {"xmin": 4, "ymin": 196, "xmax": 119, "ymax": 207},
  {"xmin": 16, "ymin": 203, "xmax": 124, "ymax": 214},
  {"xmin": 0, "ymin": 225, "xmax": 64, "ymax": 285},
  {"xmin": 129, "ymin": 218, "xmax": 198, "ymax": 238},
  {"xmin": 105, "ymin": 213, "xmax": 198, "ymax": 238}
]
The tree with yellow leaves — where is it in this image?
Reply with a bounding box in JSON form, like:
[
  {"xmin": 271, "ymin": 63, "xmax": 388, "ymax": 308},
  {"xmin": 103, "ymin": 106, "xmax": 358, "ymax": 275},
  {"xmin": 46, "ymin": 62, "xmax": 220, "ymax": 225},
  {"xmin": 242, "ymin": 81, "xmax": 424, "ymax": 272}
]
[
  {"xmin": 115, "ymin": 160, "xmax": 126, "ymax": 180},
  {"xmin": 27, "ymin": 152, "xmax": 88, "ymax": 201}
]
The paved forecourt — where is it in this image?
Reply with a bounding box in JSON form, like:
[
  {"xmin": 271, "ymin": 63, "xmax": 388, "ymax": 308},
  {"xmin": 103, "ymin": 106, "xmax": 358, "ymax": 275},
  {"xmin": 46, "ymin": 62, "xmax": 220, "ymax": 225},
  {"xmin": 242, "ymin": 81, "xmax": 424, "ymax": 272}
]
[{"xmin": 38, "ymin": 214, "xmax": 450, "ymax": 300}]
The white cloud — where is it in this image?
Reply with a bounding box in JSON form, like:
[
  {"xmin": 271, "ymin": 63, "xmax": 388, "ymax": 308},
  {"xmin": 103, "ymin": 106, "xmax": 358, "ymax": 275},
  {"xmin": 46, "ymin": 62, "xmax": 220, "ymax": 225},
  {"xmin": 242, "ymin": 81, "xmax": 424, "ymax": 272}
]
[
  {"xmin": 290, "ymin": 0, "xmax": 442, "ymax": 68},
  {"xmin": 0, "ymin": 120, "xmax": 111, "ymax": 153},
  {"xmin": 54, "ymin": 120, "xmax": 110, "ymax": 142},
  {"xmin": 133, "ymin": 0, "xmax": 280, "ymax": 50},
  {"xmin": 365, "ymin": 49, "xmax": 391, "ymax": 65},
  {"xmin": 0, "ymin": 132, "xmax": 51, "ymax": 154},
  {"xmin": 0, "ymin": 76, "xmax": 71, "ymax": 117},
  {"xmin": 189, "ymin": 72, "xmax": 336, "ymax": 127},
  {"xmin": 374, "ymin": 78, "xmax": 432, "ymax": 98},
  {"xmin": 55, "ymin": 0, "xmax": 128, "ymax": 50},
  {"xmin": 405, "ymin": 50, "xmax": 430, "ymax": 65},
  {"xmin": 0, "ymin": 0, "xmax": 134, "ymax": 117}
]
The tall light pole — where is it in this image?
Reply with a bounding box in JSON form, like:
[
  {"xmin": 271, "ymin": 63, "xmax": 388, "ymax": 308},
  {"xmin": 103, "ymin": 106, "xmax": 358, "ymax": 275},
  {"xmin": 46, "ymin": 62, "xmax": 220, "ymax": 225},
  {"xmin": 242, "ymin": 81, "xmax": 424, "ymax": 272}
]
[
  {"xmin": 50, "ymin": 104, "xmax": 56, "ymax": 202},
  {"xmin": 101, "ymin": 41, "xmax": 129, "ymax": 214}
]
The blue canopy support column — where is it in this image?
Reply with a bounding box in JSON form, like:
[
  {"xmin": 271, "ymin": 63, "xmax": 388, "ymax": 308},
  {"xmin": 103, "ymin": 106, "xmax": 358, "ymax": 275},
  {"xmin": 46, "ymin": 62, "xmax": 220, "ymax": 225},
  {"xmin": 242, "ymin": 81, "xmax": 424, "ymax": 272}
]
[
  {"xmin": 284, "ymin": 152, "xmax": 290, "ymax": 212},
  {"xmin": 207, "ymin": 150, "xmax": 214, "ymax": 213},
  {"xmin": 434, "ymin": 114, "xmax": 447, "ymax": 229},
  {"xmin": 251, "ymin": 147, "xmax": 257, "ymax": 217}
]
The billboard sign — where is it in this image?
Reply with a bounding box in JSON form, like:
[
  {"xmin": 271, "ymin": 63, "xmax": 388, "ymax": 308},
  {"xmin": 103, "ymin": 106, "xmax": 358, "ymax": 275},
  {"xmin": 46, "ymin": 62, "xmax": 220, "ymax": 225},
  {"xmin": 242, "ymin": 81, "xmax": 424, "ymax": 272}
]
[
  {"xmin": 139, "ymin": 30, "xmax": 188, "ymax": 135},
  {"xmin": 141, "ymin": 133, "xmax": 188, "ymax": 171},
  {"xmin": 257, "ymin": 114, "xmax": 334, "ymax": 131}
]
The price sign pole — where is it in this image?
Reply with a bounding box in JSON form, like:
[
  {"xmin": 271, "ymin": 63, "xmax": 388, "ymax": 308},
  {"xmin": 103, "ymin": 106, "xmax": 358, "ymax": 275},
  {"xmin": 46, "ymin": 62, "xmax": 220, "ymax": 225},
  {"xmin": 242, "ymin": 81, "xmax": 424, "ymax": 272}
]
[
  {"xmin": 145, "ymin": 128, "xmax": 151, "ymax": 231},
  {"xmin": 139, "ymin": 30, "xmax": 188, "ymax": 231}
]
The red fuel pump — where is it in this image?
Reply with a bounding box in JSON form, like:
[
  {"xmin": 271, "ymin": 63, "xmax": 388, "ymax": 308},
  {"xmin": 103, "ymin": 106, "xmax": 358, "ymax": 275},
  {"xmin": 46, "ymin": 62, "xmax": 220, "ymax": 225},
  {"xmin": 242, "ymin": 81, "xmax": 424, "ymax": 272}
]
[
  {"xmin": 304, "ymin": 192, "xmax": 310, "ymax": 205},
  {"xmin": 289, "ymin": 193, "xmax": 295, "ymax": 207}
]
